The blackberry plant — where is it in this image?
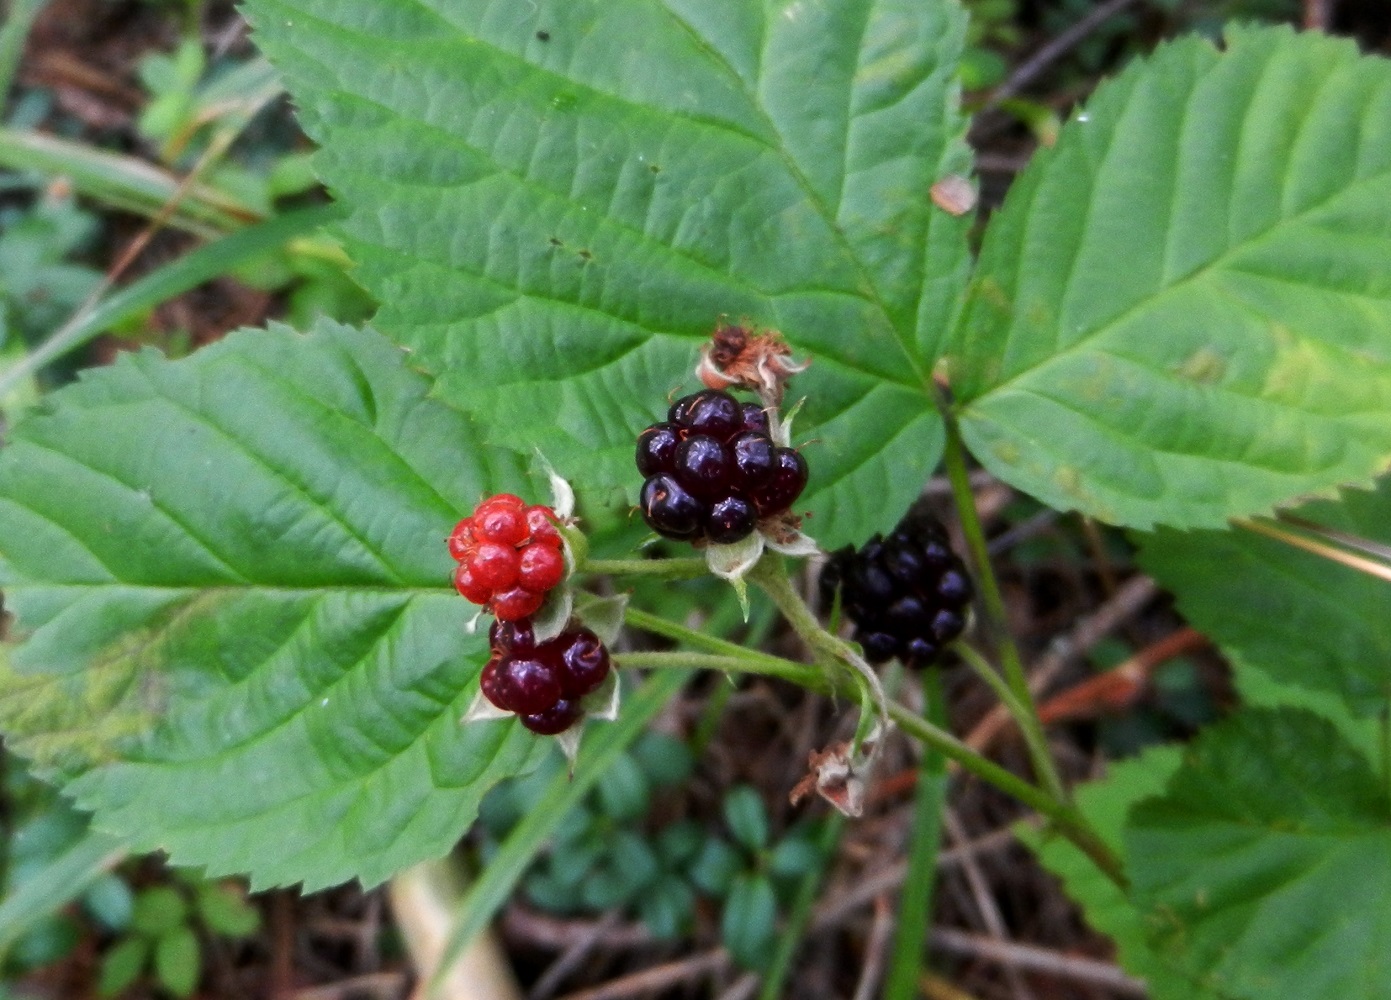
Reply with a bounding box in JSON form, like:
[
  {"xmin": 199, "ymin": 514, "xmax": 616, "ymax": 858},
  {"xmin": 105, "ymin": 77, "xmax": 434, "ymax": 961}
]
[{"xmin": 1, "ymin": 3, "xmax": 1390, "ymax": 998}]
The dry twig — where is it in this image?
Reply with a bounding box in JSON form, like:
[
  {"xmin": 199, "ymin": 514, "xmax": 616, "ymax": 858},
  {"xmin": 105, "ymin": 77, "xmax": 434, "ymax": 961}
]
[{"xmin": 930, "ymin": 929, "xmax": 1147, "ymax": 997}]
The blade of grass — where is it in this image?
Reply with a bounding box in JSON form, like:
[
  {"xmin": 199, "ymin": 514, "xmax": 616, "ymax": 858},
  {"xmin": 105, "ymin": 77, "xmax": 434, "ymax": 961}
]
[
  {"xmin": 0, "ymin": 0, "xmax": 48, "ymax": 106},
  {"xmin": 0, "ymin": 202, "xmax": 342, "ymax": 400},
  {"xmin": 0, "ymin": 127, "xmax": 260, "ymax": 235},
  {"xmin": 883, "ymin": 669, "xmax": 950, "ymax": 1000},
  {"xmin": 425, "ymin": 667, "xmax": 694, "ymax": 998},
  {"xmin": 756, "ymin": 812, "xmax": 846, "ymax": 1000}
]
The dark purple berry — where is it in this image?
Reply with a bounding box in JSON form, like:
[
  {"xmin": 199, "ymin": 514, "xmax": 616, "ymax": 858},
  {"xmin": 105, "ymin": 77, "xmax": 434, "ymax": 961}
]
[
  {"xmin": 930, "ymin": 608, "xmax": 966, "ymax": 644},
  {"xmin": 557, "ymin": 627, "xmax": 611, "ymax": 698},
  {"xmin": 740, "ymin": 403, "xmax": 773, "ymax": 433},
  {"xmin": 636, "ymin": 423, "xmax": 682, "ymax": 477},
  {"xmin": 740, "ymin": 402, "xmax": 769, "ymax": 434},
  {"xmin": 672, "ymin": 389, "xmax": 740, "ymax": 439},
  {"xmin": 884, "ymin": 544, "xmax": 926, "ymax": 584},
  {"xmin": 480, "ymin": 657, "xmax": 513, "ymax": 711},
  {"xmin": 520, "ymin": 698, "xmax": 582, "ymax": 735},
  {"xmin": 849, "ymin": 563, "xmax": 896, "ymax": 604},
  {"xmin": 640, "ymin": 474, "xmax": 703, "ymax": 540},
  {"xmin": 750, "ymin": 448, "xmax": 808, "ymax": 515},
  {"xmin": 861, "ymin": 631, "xmax": 899, "ymax": 664},
  {"xmin": 674, "ymin": 435, "xmax": 734, "ymax": 500},
  {"xmin": 920, "ymin": 539, "xmax": 954, "ymax": 570},
  {"xmin": 495, "ymin": 655, "xmax": 562, "ymax": 715},
  {"xmin": 905, "ymin": 637, "xmax": 939, "ymax": 665},
  {"xmin": 705, "ymin": 495, "xmax": 757, "ymax": 544},
  {"xmin": 490, "ymin": 618, "xmax": 535, "ymax": 654},
  {"xmin": 886, "ymin": 595, "xmax": 929, "ymax": 636},
  {"xmin": 819, "ymin": 504, "xmax": 973, "ymax": 670},
  {"xmin": 731, "ymin": 432, "xmax": 775, "ymax": 489},
  {"xmin": 937, "ymin": 569, "xmax": 973, "ymax": 604}
]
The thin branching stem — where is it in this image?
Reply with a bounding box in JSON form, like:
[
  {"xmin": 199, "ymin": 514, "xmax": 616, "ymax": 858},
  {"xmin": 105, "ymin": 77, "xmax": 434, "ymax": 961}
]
[
  {"xmin": 619, "ymin": 559, "xmax": 1126, "ymax": 887},
  {"xmin": 939, "ymin": 410, "xmax": 1068, "ymax": 803},
  {"xmin": 582, "ymin": 557, "xmax": 709, "ymax": 580}
]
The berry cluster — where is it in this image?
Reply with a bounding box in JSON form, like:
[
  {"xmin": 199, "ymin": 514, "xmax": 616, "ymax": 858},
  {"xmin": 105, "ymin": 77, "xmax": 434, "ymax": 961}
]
[
  {"xmin": 636, "ymin": 389, "xmax": 808, "ymax": 544},
  {"xmin": 480, "ymin": 619, "xmax": 612, "ymax": 734},
  {"xmin": 820, "ymin": 507, "xmax": 973, "ymax": 669},
  {"xmin": 450, "ymin": 494, "xmax": 566, "ymax": 621}
]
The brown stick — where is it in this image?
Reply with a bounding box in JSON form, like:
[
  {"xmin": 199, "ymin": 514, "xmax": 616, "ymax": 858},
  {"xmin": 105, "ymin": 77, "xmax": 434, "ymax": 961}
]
[
  {"xmin": 1038, "ymin": 627, "xmax": 1209, "ymax": 724},
  {"xmin": 963, "ymin": 575, "xmax": 1158, "ymax": 755},
  {"xmin": 930, "ymin": 929, "xmax": 1147, "ymax": 997},
  {"xmin": 1304, "ymin": 0, "xmax": 1333, "ymax": 30},
  {"xmin": 551, "ymin": 950, "xmax": 729, "ymax": 1000}
]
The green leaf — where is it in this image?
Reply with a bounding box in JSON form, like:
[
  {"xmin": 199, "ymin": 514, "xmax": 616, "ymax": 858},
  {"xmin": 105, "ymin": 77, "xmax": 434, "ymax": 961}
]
[
  {"xmin": 688, "ymin": 837, "xmax": 742, "ymax": 898},
  {"xmin": 1020, "ymin": 747, "xmax": 1221, "ymax": 1000},
  {"xmin": 131, "ymin": 888, "xmax": 187, "ymax": 937},
  {"xmin": 98, "ymin": 936, "xmax": 150, "ymax": 997},
  {"xmin": 154, "ymin": 926, "xmax": 201, "ymax": 998},
  {"xmin": 194, "ymin": 882, "xmax": 260, "ymax": 938},
  {"xmin": 243, "ymin": 0, "xmax": 975, "ymax": 547},
  {"xmin": 1127, "ymin": 708, "xmax": 1391, "ymax": 999},
  {"xmin": 954, "ymin": 26, "xmax": 1391, "ymax": 529},
  {"xmin": 721, "ymin": 872, "xmax": 777, "ymax": 971},
  {"xmin": 655, "ymin": 820, "xmax": 703, "ymax": 867},
  {"xmin": 722, "ymin": 785, "xmax": 769, "ymax": 851},
  {"xmin": 638, "ymin": 873, "xmax": 694, "ymax": 940},
  {"xmin": 767, "ymin": 836, "xmax": 822, "ymax": 881},
  {"xmin": 1138, "ymin": 480, "xmax": 1391, "ymax": 714},
  {"xmin": 582, "ymin": 831, "xmax": 659, "ymax": 909},
  {"xmin": 0, "ymin": 319, "xmax": 545, "ymax": 890},
  {"xmin": 1234, "ymin": 664, "xmax": 1382, "ymax": 768},
  {"xmin": 83, "ymin": 872, "xmax": 135, "ymax": 932},
  {"xmin": 595, "ymin": 752, "xmax": 650, "ymax": 823},
  {"xmin": 0, "ymin": 827, "xmax": 124, "ymax": 958},
  {"xmin": 630, "ymin": 731, "xmax": 694, "ymax": 789}
]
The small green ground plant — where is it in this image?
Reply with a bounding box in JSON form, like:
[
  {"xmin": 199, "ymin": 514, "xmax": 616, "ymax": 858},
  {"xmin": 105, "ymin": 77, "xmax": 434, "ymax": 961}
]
[{"xmin": 1, "ymin": 2, "xmax": 1390, "ymax": 997}]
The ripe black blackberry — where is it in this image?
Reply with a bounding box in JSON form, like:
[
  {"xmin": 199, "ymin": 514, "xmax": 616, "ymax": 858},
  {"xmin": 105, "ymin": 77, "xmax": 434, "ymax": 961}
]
[
  {"xmin": 482, "ymin": 618, "xmax": 612, "ymax": 734},
  {"xmin": 819, "ymin": 506, "xmax": 973, "ymax": 669},
  {"xmin": 636, "ymin": 389, "xmax": 807, "ymax": 544}
]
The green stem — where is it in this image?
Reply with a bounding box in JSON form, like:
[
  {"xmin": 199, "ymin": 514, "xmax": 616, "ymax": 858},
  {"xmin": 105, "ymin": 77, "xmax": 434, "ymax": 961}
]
[
  {"xmin": 582, "ymin": 557, "xmax": 708, "ymax": 579},
  {"xmin": 883, "ymin": 671, "xmax": 949, "ymax": 1000},
  {"xmin": 955, "ymin": 643, "xmax": 1058, "ymax": 797},
  {"xmin": 940, "ymin": 410, "xmax": 1067, "ymax": 803},
  {"xmin": 748, "ymin": 555, "xmax": 873, "ymax": 684},
  {"xmin": 623, "ymin": 571, "xmax": 1127, "ymax": 888},
  {"xmin": 0, "ymin": 0, "xmax": 47, "ymax": 109},
  {"xmin": 887, "ymin": 702, "xmax": 1125, "ymax": 887},
  {"xmin": 615, "ymin": 651, "xmax": 760, "ymax": 674},
  {"xmin": 757, "ymin": 812, "xmax": 846, "ymax": 1000},
  {"xmin": 622, "ymin": 606, "xmax": 826, "ymax": 689}
]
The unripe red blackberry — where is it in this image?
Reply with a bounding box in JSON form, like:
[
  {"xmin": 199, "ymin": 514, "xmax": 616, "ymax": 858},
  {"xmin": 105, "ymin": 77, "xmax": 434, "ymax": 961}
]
[
  {"xmin": 820, "ymin": 505, "xmax": 973, "ymax": 669},
  {"xmin": 448, "ymin": 495, "xmax": 566, "ymax": 619},
  {"xmin": 636, "ymin": 389, "xmax": 807, "ymax": 544},
  {"xmin": 480, "ymin": 618, "xmax": 614, "ymax": 735}
]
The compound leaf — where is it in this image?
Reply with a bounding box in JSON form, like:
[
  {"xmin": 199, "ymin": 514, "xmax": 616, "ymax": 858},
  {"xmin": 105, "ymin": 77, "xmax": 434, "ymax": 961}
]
[
  {"xmin": 1127, "ymin": 708, "xmax": 1391, "ymax": 999},
  {"xmin": 242, "ymin": 0, "xmax": 975, "ymax": 547},
  {"xmin": 0, "ymin": 320, "xmax": 546, "ymax": 890},
  {"xmin": 1138, "ymin": 478, "xmax": 1391, "ymax": 714},
  {"xmin": 954, "ymin": 26, "xmax": 1391, "ymax": 529}
]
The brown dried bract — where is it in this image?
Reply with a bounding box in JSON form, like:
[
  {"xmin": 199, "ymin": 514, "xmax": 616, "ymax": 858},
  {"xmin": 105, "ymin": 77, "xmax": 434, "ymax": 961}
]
[
  {"xmin": 696, "ymin": 319, "xmax": 809, "ymax": 407},
  {"xmin": 789, "ymin": 725, "xmax": 883, "ymax": 818}
]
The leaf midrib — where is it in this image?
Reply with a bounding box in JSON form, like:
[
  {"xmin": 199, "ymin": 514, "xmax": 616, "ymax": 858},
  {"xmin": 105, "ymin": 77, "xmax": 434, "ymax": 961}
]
[
  {"xmin": 649, "ymin": 0, "xmax": 928, "ymax": 386},
  {"xmin": 960, "ymin": 134, "xmax": 1391, "ymax": 412},
  {"xmin": 268, "ymin": 0, "xmax": 931, "ymax": 389}
]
